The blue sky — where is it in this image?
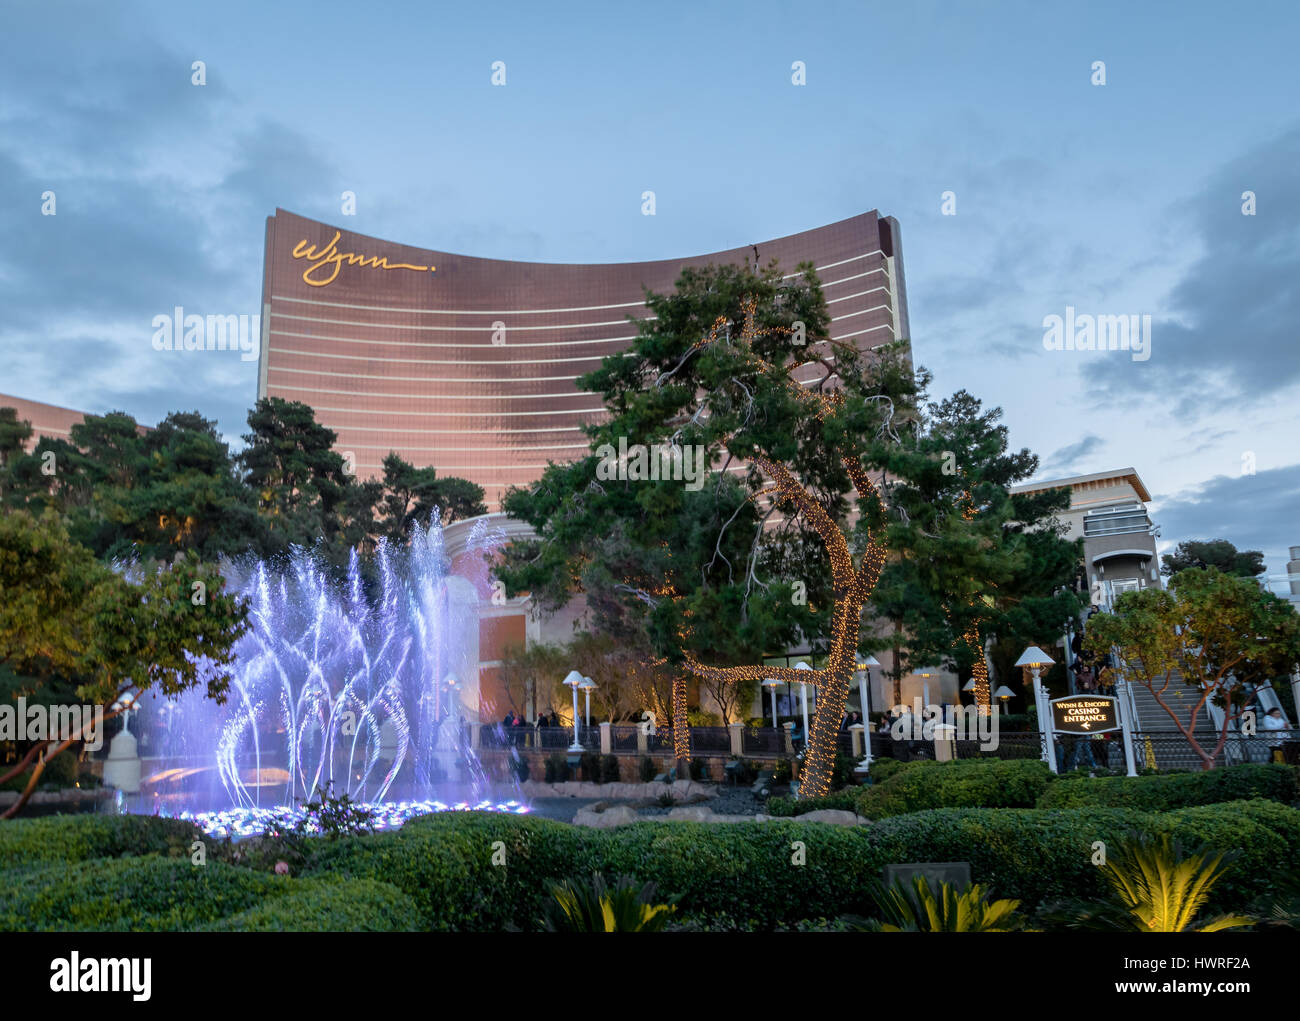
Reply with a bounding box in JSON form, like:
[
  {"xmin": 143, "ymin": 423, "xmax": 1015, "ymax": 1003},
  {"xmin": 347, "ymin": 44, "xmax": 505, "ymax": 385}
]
[{"xmin": 2, "ymin": 0, "xmax": 1298, "ymax": 581}]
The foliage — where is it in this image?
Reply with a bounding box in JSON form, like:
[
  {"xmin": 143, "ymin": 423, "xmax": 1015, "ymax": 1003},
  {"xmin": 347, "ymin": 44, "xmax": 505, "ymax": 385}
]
[
  {"xmin": 1161, "ymin": 538, "xmax": 1266, "ymax": 579},
  {"xmin": 8, "ymin": 803, "xmax": 1299, "ymax": 930},
  {"xmin": 867, "ymin": 757, "xmax": 913, "ymax": 784},
  {"xmin": 0, "ymin": 814, "xmax": 203, "ymax": 870},
  {"xmin": 854, "ymin": 759, "xmax": 1052, "ymax": 819},
  {"xmin": 640, "ymin": 756, "xmax": 658, "ymax": 783},
  {"xmin": 0, "ymin": 399, "xmax": 485, "ymax": 573},
  {"xmin": 864, "ymin": 876, "xmax": 1022, "ymax": 931},
  {"xmin": 690, "ymin": 758, "xmax": 709, "ymax": 781},
  {"xmin": 539, "ymin": 873, "xmax": 677, "ymax": 932},
  {"xmin": 866, "ymin": 391, "xmax": 1083, "ymax": 707},
  {"xmin": 1084, "ymin": 567, "xmax": 1300, "ymax": 770},
  {"xmin": 599, "ymin": 754, "xmax": 621, "ymax": 784},
  {"xmin": 830, "ymin": 749, "xmax": 861, "ymax": 790},
  {"xmin": 766, "ymin": 790, "xmax": 860, "ymax": 816},
  {"xmin": 200, "ymin": 877, "xmax": 421, "ymax": 932},
  {"xmin": 579, "ymin": 751, "xmax": 602, "ymax": 782},
  {"xmin": 728, "ymin": 757, "xmax": 759, "ymax": 785},
  {"xmin": 494, "ymin": 262, "xmax": 920, "ymax": 791},
  {"xmin": 1038, "ymin": 832, "xmax": 1253, "ymax": 932},
  {"xmin": 772, "ymin": 758, "xmax": 793, "ymax": 784},
  {"xmin": 545, "ymin": 753, "xmax": 571, "ymax": 783},
  {"xmin": 257, "ymin": 783, "xmax": 376, "ymax": 872},
  {"xmin": 0, "ymin": 856, "xmax": 286, "ymax": 931},
  {"xmin": 1037, "ymin": 764, "xmax": 1300, "ymax": 811}
]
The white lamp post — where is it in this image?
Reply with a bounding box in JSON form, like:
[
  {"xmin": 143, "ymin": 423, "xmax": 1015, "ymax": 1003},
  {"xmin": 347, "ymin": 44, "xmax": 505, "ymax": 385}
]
[
  {"xmin": 857, "ymin": 654, "xmax": 880, "ymax": 768},
  {"xmin": 1014, "ymin": 646, "xmax": 1056, "ymax": 773},
  {"xmin": 993, "ymin": 685, "xmax": 1016, "ymax": 715},
  {"xmin": 579, "ymin": 677, "xmax": 596, "ymax": 727},
  {"xmin": 763, "ymin": 679, "xmax": 780, "ymax": 729},
  {"xmin": 563, "ymin": 670, "xmax": 584, "ymax": 752},
  {"xmin": 795, "ymin": 661, "xmax": 813, "ymax": 743}
]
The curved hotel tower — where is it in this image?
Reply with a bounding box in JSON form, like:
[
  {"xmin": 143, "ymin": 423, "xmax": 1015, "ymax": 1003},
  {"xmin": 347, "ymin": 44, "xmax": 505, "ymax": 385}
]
[{"xmin": 257, "ymin": 209, "xmax": 911, "ymax": 510}]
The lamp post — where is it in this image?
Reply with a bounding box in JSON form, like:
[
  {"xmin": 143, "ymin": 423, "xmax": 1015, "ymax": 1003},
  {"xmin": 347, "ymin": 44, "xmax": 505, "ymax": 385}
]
[
  {"xmin": 580, "ymin": 677, "xmax": 596, "ymax": 727},
  {"xmin": 1014, "ymin": 646, "xmax": 1056, "ymax": 773},
  {"xmin": 563, "ymin": 670, "xmax": 584, "ymax": 752},
  {"xmin": 857, "ymin": 654, "xmax": 880, "ymax": 768},
  {"xmin": 993, "ymin": 685, "xmax": 1016, "ymax": 715},
  {"xmin": 763, "ymin": 678, "xmax": 780, "ymax": 730},
  {"xmin": 795, "ymin": 661, "xmax": 813, "ymax": 746}
]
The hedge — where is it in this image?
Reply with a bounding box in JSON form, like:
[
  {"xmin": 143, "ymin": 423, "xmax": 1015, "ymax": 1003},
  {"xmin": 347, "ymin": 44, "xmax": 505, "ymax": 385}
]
[
  {"xmin": 303, "ymin": 812, "xmax": 597, "ymax": 931},
  {"xmin": 7, "ymin": 800, "xmax": 1298, "ymax": 930},
  {"xmin": 855, "ymin": 759, "xmax": 1052, "ymax": 819},
  {"xmin": 0, "ymin": 813, "xmax": 203, "ymax": 870},
  {"xmin": 766, "ymin": 790, "xmax": 862, "ymax": 817},
  {"xmin": 1036, "ymin": 763, "xmax": 1300, "ymax": 812},
  {"xmin": 0, "ymin": 857, "xmax": 287, "ymax": 931},
  {"xmin": 305, "ymin": 801, "xmax": 1300, "ymax": 928},
  {"xmin": 200, "ymin": 877, "xmax": 421, "ymax": 932}
]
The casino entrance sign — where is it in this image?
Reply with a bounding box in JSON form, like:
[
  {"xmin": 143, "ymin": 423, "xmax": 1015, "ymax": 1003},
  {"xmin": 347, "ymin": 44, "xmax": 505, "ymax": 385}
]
[{"xmin": 1050, "ymin": 694, "xmax": 1120, "ymax": 734}]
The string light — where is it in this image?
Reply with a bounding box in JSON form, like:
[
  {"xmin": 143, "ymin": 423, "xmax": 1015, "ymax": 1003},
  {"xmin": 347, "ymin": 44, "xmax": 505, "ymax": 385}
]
[
  {"xmin": 950, "ymin": 490, "xmax": 993, "ymax": 717},
  {"xmin": 675, "ymin": 299, "xmax": 889, "ymax": 799}
]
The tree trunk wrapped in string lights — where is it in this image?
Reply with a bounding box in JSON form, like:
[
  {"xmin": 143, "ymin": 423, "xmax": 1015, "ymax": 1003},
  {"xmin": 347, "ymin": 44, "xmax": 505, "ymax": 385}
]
[
  {"xmin": 495, "ymin": 264, "xmax": 919, "ymax": 799},
  {"xmin": 682, "ymin": 453, "xmax": 886, "ymax": 797},
  {"xmin": 673, "ymin": 299, "xmax": 894, "ymax": 799}
]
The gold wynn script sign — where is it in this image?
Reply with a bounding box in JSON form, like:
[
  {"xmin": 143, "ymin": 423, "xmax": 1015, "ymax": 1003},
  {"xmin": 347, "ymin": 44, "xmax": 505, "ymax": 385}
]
[{"xmin": 291, "ymin": 231, "xmax": 436, "ymax": 287}]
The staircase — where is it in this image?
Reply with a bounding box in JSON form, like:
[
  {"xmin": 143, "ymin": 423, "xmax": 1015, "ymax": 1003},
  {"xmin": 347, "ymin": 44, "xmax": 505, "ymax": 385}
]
[{"xmin": 1124, "ymin": 671, "xmax": 1223, "ymax": 770}]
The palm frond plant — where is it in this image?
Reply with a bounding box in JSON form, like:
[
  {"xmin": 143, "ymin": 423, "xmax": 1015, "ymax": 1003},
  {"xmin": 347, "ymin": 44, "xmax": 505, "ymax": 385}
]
[
  {"xmin": 1040, "ymin": 832, "xmax": 1253, "ymax": 932},
  {"xmin": 540, "ymin": 873, "xmax": 678, "ymax": 932},
  {"xmin": 861, "ymin": 876, "xmax": 1023, "ymax": 932}
]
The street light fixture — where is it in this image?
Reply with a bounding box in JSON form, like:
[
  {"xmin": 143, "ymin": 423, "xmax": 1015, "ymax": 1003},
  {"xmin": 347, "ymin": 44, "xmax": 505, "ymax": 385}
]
[
  {"xmin": 763, "ymin": 678, "xmax": 780, "ymax": 730},
  {"xmin": 562, "ymin": 670, "xmax": 585, "ymax": 752},
  {"xmin": 579, "ymin": 676, "xmax": 596, "ymax": 727},
  {"xmin": 1014, "ymin": 646, "xmax": 1056, "ymax": 772},
  {"xmin": 856, "ymin": 654, "xmax": 881, "ymax": 768},
  {"xmin": 794, "ymin": 661, "xmax": 813, "ymax": 744}
]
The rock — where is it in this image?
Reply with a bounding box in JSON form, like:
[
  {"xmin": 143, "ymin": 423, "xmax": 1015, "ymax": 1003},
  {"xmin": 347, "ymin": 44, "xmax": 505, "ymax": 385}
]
[
  {"xmin": 573, "ymin": 804, "xmax": 640, "ymax": 829},
  {"xmin": 666, "ymin": 804, "xmax": 716, "ymax": 822},
  {"xmin": 795, "ymin": 809, "xmax": 867, "ymax": 826}
]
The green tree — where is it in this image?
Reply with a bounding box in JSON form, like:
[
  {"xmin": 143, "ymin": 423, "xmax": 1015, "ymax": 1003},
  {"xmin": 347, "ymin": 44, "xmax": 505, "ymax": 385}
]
[
  {"xmin": 497, "ymin": 262, "xmax": 917, "ymax": 794},
  {"xmin": 1084, "ymin": 567, "xmax": 1300, "ymax": 770},
  {"xmin": 0, "ymin": 511, "xmax": 249, "ymax": 816},
  {"xmin": 1161, "ymin": 539, "xmax": 1266, "ymax": 579},
  {"xmin": 373, "ymin": 451, "xmax": 487, "ymax": 543},
  {"xmin": 866, "ymin": 391, "xmax": 1082, "ymax": 710}
]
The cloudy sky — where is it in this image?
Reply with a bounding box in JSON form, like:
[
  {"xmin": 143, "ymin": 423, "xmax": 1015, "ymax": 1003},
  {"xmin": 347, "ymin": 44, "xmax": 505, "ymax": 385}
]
[{"xmin": 2, "ymin": 0, "xmax": 1297, "ymax": 583}]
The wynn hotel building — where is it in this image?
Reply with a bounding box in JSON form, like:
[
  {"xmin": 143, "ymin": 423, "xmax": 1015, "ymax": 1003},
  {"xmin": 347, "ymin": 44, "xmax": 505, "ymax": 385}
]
[{"xmin": 257, "ymin": 208, "xmax": 912, "ymax": 512}]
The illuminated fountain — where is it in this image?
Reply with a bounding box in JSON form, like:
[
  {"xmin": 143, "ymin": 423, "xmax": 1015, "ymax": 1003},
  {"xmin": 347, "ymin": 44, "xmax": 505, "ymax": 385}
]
[{"xmin": 144, "ymin": 515, "xmax": 528, "ymax": 835}]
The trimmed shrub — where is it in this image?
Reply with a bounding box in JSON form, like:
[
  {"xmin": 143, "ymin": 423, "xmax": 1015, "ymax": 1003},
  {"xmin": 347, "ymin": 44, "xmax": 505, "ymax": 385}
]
[
  {"xmin": 855, "ymin": 759, "xmax": 1052, "ymax": 819},
  {"xmin": 690, "ymin": 758, "xmax": 709, "ymax": 781},
  {"xmin": 867, "ymin": 757, "xmax": 911, "ymax": 784},
  {"xmin": 201, "ymin": 877, "xmax": 421, "ymax": 932},
  {"xmin": 639, "ymin": 756, "xmax": 658, "ymax": 783},
  {"xmin": 1037, "ymin": 764, "xmax": 1300, "ymax": 812},
  {"xmin": 1150, "ymin": 799, "xmax": 1300, "ymax": 910},
  {"xmin": 599, "ymin": 754, "xmax": 620, "ymax": 784},
  {"xmin": 0, "ymin": 856, "xmax": 286, "ymax": 931},
  {"xmin": 304, "ymin": 812, "xmax": 596, "ymax": 931},
  {"xmin": 830, "ymin": 750, "xmax": 861, "ymax": 790},
  {"xmin": 0, "ymin": 814, "xmax": 203, "ymax": 870},
  {"xmin": 766, "ymin": 790, "xmax": 861, "ymax": 817},
  {"xmin": 7, "ymin": 801, "xmax": 1298, "ymax": 930},
  {"xmin": 544, "ymin": 753, "xmax": 570, "ymax": 783}
]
